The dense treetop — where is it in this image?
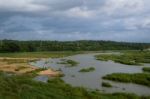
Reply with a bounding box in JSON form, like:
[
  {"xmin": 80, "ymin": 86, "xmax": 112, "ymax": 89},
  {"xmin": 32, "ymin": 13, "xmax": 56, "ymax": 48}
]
[{"xmin": 0, "ymin": 40, "xmax": 149, "ymax": 52}]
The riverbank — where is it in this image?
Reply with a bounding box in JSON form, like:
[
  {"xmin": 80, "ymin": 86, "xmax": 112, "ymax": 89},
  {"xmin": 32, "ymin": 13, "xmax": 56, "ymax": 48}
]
[
  {"xmin": 0, "ymin": 57, "xmax": 38, "ymax": 74},
  {"xmin": 0, "ymin": 57, "xmax": 62, "ymax": 77},
  {"xmin": 0, "ymin": 52, "xmax": 79, "ymax": 76}
]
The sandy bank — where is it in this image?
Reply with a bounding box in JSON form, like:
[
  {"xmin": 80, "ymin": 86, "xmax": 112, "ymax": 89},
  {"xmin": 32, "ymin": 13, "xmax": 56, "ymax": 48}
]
[{"xmin": 0, "ymin": 57, "xmax": 60, "ymax": 77}]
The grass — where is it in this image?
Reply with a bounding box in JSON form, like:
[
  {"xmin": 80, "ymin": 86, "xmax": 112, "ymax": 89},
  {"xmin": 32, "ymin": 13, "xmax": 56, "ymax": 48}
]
[
  {"xmin": 0, "ymin": 51, "xmax": 81, "ymax": 58},
  {"xmin": 79, "ymin": 67, "xmax": 95, "ymax": 72},
  {"xmin": 0, "ymin": 71, "xmax": 149, "ymax": 99},
  {"xmin": 102, "ymin": 73, "xmax": 150, "ymax": 87},
  {"xmin": 95, "ymin": 51, "xmax": 150, "ymax": 65},
  {"xmin": 102, "ymin": 82, "xmax": 112, "ymax": 87},
  {"xmin": 58, "ymin": 59, "xmax": 79, "ymax": 67},
  {"xmin": 143, "ymin": 67, "xmax": 150, "ymax": 73},
  {"xmin": 0, "ymin": 58, "xmax": 36, "ymax": 64}
]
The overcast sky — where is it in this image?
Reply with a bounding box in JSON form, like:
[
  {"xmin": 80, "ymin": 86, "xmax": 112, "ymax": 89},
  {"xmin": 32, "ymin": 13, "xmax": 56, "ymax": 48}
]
[{"xmin": 0, "ymin": 0, "xmax": 150, "ymax": 42}]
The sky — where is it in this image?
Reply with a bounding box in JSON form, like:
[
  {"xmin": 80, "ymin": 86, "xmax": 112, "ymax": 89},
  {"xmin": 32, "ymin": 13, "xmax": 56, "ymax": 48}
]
[{"xmin": 0, "ymin": 0, "xmax": 150, "ymax": 42}]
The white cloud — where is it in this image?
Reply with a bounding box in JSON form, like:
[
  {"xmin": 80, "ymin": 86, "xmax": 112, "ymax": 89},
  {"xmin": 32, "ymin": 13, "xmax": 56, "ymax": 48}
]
[
  {"xmin": 124, "ymin": 17, "xmax": 150, "ymax": 30},
  {"xmin": 102, "ymin": 0, "xmax": 146, "ymax": 16},
  {"xmin": 0, "ymin": 0, "xmax": 49, "ymax": 12},
  {"xmin": 0, "ymin": 0, "xmax": 150, "ymax": 42},
  {"xmin": 64, "ymin": 6, "xmax": 95, "ymax": 18}
]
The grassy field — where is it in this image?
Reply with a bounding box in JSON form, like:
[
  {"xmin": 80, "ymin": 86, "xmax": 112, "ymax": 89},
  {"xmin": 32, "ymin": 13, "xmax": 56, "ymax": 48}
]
[
  {"xmin": 103, "ymin": 73, "xmax": 150, "ymax": 87},
  {"xmin": 95, "ymin": 51, "xmax": 150, "ymax": 65},
  {"xmin": 0, "ymin": 51, "xmax": 81, "ymax": 58},
  {"xmin": 0, "ymin": 72, "xmax": 149, "ymax": 99}
]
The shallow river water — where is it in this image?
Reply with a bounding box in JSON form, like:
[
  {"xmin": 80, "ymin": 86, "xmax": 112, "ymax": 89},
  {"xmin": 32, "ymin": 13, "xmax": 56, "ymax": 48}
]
[{"xmin": 31, "ymin": 52, "xmax": 150, "ymax": 96}]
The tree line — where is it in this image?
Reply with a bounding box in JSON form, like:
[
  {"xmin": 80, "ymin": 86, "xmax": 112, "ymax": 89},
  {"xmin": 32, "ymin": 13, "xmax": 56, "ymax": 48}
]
[{"xmin": 0, "ymin": 40, "xmax": 149, "ymax": 52}]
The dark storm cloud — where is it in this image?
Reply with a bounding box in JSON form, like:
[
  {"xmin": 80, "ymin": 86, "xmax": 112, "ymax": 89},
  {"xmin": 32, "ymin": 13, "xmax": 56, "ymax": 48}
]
[{"xmin": 0, "ymin": 0, "xmax": 150, "ymax": 42}]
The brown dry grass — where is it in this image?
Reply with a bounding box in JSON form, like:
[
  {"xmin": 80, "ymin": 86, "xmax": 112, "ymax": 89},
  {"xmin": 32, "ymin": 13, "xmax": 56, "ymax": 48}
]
[
  {"xmin": 0, "ymin": 58, "xmax": 38, "ymax": 74},
  {"xmin": 0, "ymin": 57, "xmax": 60, "ymax": 76}
]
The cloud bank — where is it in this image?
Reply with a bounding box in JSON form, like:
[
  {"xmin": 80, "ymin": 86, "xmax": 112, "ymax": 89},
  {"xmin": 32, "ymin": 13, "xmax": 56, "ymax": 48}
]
[{"xmin": 0, "ymin": 0, "xmax": 150, "ymax": 42}]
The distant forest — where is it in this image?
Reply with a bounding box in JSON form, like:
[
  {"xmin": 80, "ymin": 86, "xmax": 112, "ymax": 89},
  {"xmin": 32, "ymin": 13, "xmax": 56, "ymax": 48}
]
[{"xmin": 0, "ymin": 40, "xmax": 149, "ymax": 52}]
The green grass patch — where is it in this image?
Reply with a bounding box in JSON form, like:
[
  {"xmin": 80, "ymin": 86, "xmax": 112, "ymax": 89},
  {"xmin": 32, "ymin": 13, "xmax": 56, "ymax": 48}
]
[
  {"xmin": 102, "ymin": 82, "xmax": 112, "ymax": 87},
  {"xmin": 143, "ymin": 67, "xmax": 150, "ymax": 73},
  {"xmin": 96, "ymin": 51, "xmax": 150, "ymax": 65},
  {"xmin": 79, "ymin": 67, "xmax": 95, "ymax": 72},
  {"xmin": 103, "ymin": 73, "xmax": 150, "ymax": 87},
  {"xmin": 58, "ymin": 59, "xmax": 79, "ymax": 67},
  {"xmin": 0, "ymin": 51, "xmax": 80, "ymax": 58}
]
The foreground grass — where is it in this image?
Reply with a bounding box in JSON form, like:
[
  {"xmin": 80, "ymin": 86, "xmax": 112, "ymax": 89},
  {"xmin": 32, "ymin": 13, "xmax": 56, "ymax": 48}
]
[
  {"xmin": 103, "ymin": 73, "xmax": 150, "ymax": 87},
  {"xmin": 143, "ymin": 67, "xmax": 150, "ymax": 73},
  {"xmin": 0, "ymin": 51, "xmax": 80, "ymax": 58},
  {"xmin": 96, "ymin": 51, "xmax": 150, "ymax": 65},
  {"xmin": 0, "ymin": 72, "xmax": 149, "ymax": 99}
]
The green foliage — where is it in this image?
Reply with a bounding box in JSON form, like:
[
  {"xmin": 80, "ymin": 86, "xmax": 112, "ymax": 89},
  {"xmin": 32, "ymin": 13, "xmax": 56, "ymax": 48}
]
[
  {"xmin": 0, "ymin": 52, "xmax": 80, "ymax": 58},
  {"xmin": 143, "ymin": 67, "xmax": 150, "ymax": 73},
  {"xmin": 0, "ymin": 40, "xmax": 149, "ymax": 52},
  {"xmin": 96, "ymin": 51, "xmax": 150, "ymax": 65},
  {"xmin": 103, "ymin": 73, "xmax": 150, "ymax": 87},
  {"xmin": 0, "ymin": 72, "xmax": 149, "ymax": 99},
  {"xmin": 79, "ymin": 67, "xmax": 95, "ymax": 72},
  {"xmin": 102, "ymin": 82, "xmax": 112, "ymax": 87}
]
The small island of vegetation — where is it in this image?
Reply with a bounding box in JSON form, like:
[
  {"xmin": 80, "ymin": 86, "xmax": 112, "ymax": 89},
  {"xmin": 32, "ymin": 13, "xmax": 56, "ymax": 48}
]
[
  {"xmin": 142, "ymin": 67, "xmax": 150, "ymax": 73},
  {"xmin": 58, "ymin": 59, "xmax": 79, "ymax": 67},
  {"xmin": 79, "ymin": 67, "xmax": 95, "ymax": 72},
  {"xmin": 102, "ymin": 82, "xmax": 112, "ymax": 87},
  {"xmin": 102, "ymin": 73, "xmax": 150, "ymax": 87},
  {"xmin": 96, "ymin": 51, "xmax": 150, "ymax": 66}
]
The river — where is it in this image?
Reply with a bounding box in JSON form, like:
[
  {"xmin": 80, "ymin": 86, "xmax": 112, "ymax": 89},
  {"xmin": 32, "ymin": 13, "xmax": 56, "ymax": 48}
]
[{"xmin": 31, "ymin": 52, "xmax": 150, "ymax": 96}]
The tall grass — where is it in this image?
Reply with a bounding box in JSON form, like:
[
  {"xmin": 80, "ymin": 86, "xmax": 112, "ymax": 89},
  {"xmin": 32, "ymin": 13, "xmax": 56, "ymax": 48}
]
[{"xmin": 0, "ymin": 72, "xmax": 149, "ymax": 99}]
